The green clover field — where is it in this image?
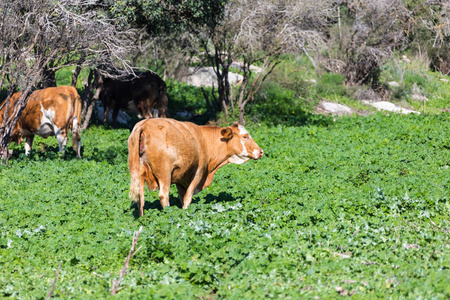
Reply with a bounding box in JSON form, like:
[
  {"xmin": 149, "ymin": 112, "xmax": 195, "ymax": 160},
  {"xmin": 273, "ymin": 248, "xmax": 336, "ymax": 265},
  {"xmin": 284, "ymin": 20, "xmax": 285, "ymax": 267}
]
[{"xmin": 1, "ymin": 113, "xmax": 449, "ymax": 299}]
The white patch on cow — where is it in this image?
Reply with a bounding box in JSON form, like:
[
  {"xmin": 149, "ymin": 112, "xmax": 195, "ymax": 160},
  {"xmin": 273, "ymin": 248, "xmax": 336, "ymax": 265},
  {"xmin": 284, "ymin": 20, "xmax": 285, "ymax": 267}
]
[
  {"xmin": 238, "ymin": 125, "xmax": 252, "ymax": 139},
  {"xmin": 24, "ymin": 138, "xmax": 32, "ymax": 155},
  {"xmin": 253, "ymin": 148, "xmax": 261, "ymax": 158},
  {"xmin": 127, "ymin": 100, "xmax": 140, "ymax": 114},
  {"xmin": 240, "ymin": 139, "xmax": 249, "ymax": 156},
  {"xmin": 72, "ymin": 116, "xmax": 78, "ymax": 134},
  {"xmin": 227, "ymin": 124, "xmax": 254, "ymax": 164},
  {"xmin": 229, "ymin": 154, "xmax": 250, "ymax": 165},
  {"xmin": 37, "ymin": 105, "xmax": 55, "ymax": 138}
]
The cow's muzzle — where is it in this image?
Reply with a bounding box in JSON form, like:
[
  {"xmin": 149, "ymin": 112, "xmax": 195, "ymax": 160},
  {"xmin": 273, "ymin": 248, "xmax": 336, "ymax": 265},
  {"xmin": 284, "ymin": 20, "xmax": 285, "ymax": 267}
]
[{"xmin": 253, "ymin": 148, "xmax": 264, "ymax": 159}]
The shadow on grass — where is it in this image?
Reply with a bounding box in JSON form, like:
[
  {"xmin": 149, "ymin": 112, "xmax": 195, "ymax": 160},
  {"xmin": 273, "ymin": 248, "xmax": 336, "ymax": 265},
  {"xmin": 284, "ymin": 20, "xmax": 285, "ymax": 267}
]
[
  {"xmin": 8, "ymin": 145, "xmax": 82, "ymax": 162},
  {"xmin": 130, "ymin": 191, "xmax": 241, "ymax": 218}
]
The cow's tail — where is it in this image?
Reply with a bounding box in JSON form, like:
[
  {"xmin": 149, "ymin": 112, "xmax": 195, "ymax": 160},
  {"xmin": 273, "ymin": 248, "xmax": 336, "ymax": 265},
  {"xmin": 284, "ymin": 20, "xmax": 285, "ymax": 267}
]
[
  {"xmin": 71, "ymin": 89, "xmax": 82, "ymax": 158},
  {"xmin": 128, "ymin": 124, "xmax": 145, "ymax": 205}
]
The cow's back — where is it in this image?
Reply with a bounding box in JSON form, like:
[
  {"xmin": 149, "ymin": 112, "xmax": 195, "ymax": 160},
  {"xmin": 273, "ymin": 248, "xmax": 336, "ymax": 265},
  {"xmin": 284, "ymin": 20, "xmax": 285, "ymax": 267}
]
[
  {"xmin": 101, "ymin": 71, "xmax": 168, "ymax": 119},
  {"xmin": 2, "ymin": 86, "xmax": 82, "ymax": 157},
  {"xmin": 19, "ymin": 86, "xmax": 77, "ymax": 135}
]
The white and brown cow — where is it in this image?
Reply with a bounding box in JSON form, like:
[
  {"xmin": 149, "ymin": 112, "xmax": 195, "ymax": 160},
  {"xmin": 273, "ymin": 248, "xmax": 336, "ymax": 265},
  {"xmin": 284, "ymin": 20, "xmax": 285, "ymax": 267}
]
[
  {"xmin": 128, "ymin": 118, "xmax": 264, "ymax": 215},
  {"xmin": 0, "ymin": 86, "xmax": 82, "ymax": 158}
]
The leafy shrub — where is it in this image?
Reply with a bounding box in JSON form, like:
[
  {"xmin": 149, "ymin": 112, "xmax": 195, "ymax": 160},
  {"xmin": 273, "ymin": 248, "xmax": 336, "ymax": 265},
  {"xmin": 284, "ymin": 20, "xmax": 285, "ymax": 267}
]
[
  {"xmin": 55, "ymin": 67, "xmax": 90, "ymax": 90},
  {"xmin": 266, "ymin": 54, "xmax": 314, "ymax": 100},
  {"xmin": 315, "ymin": 72, "xmax": 349, "ymax": 98},
  {"xmin": 166, "ymin": 79, "xmax": 211, "ymax": 123},
  {"xmin": 250, "ymin": 81, "xmax": 332, "ymax": 127}
]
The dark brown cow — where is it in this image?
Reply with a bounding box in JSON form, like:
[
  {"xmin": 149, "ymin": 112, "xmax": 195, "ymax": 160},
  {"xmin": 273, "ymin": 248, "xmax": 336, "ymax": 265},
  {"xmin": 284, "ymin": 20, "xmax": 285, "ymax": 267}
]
[
  {"xmin": 0, "ymin": 86, "xmax": 82, "ymax": 157},
  {"xmin": 97, "ymin": 71, "xmax": 168, "ymax": 127},
  {"xmin": 128, "ymin": 118, "xmax": 264, "ymax": 215}
]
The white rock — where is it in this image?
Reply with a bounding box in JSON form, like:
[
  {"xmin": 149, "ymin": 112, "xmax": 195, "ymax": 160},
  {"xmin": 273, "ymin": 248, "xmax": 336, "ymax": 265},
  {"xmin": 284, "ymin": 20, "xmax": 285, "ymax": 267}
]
[
  {"xmin": 362, "ymin": 100, "xmax": 419, "ymax": 114},
  {"xmin": 183, "ymin": 67, "xmax": 243, "ymax": 87},
  {"xmin": 316, "ymin": 101, "xmax": 353, "ymax": 116}
]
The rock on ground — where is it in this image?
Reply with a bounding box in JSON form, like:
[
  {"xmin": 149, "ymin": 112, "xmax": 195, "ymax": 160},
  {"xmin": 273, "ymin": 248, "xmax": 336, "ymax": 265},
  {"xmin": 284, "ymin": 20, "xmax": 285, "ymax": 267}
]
[
  {"xmin": 315, "ymin": 101, "xmax": 354, "ymax": 116},
  {"xmin": 182, "ymin": 67, "xmax": 243, "ymax": 87},
  {"xmin": 361, "ymin": 100, "xmax": 419, "ymax": 114}
]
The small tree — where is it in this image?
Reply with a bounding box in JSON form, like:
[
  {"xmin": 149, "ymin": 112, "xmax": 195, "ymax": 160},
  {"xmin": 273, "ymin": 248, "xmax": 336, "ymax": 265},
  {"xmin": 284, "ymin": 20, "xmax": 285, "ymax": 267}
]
[
  {"xmin": 325, "ymin": 0, "xmax": 410, "ymax": 88},
  {"xmin": 405, "ymin": 0, "xmax": 450, "ymax": 74},
  {"xmin": 196, "ymin": 0, "xmax": 330, "ymax": 124}
]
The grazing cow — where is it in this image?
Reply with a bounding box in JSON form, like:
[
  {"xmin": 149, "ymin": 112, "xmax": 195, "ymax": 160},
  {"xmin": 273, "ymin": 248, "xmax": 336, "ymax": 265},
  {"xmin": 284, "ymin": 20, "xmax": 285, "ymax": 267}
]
[
  {"xmin": 97, "ymin": 71, "xmax": 168, "ymax": 127},
  {"xmin": 128, "ymin": 118, "xmax": 264, "ymax": 216},
  {"xmin": 0, "ymin": 86, "xmax": 82, "ymax": 158}
]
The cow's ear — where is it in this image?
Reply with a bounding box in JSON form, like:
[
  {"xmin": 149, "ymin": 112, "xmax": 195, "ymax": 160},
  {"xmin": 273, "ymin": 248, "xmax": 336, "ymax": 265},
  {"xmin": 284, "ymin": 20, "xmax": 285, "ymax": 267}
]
[
  {"xmin": 232, "ymin": 122, "xmax": 239, "ymax": 127},
  {"xmin": 220, "ymin": 127, "xmax": 233, "ymax": 140}
]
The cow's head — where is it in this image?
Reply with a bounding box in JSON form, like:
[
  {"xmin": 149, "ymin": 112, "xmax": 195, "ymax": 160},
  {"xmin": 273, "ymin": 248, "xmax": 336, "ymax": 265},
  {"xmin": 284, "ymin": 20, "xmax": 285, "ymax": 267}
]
[{"xmin": 221, "ymin": 122, "xmax": 264, "ymax": 164}]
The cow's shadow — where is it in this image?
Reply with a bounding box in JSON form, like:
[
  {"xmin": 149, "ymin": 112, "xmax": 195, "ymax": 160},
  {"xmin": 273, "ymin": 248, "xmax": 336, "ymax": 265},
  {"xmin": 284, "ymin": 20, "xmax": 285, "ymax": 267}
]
[
  {"xmin": 8, "ymin": 146, "xmax": 81, "ymax": 161},
  {"xmin": 195, "ymin": 192, "xmax": 239, "ymax": 206},
  {"xmin": 130, "ymin": 191, "xmax": 240, "ymax": 218}
]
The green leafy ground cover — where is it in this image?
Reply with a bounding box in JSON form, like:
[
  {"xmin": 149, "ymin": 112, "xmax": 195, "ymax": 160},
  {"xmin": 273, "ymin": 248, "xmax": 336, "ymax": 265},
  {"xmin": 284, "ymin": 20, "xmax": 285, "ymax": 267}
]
[{"xmin": 0, "ymin": 114, "xmax": 449, "ymax": 299}]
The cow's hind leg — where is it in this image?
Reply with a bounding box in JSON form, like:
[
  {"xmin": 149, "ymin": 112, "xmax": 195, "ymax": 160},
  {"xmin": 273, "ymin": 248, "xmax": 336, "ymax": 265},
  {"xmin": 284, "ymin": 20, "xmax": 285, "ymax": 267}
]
[
  {"xmin": 158, "ymin": 180, "xmax": 171, "ymax": 208},
  {"xmin": 138, "ymin": 167, "xmax": 146, "ymax": 216},
  {"xmin": 55, "ymin": 127, "xmax": 68, "ymax": 155},
  {"xmin": 155, "ymin": 171, "xmax": 171, "ymax": 208},
  {"xmin": 72, "ymin": 116, "xmax": 81, "ymax": 158},
  {"xmin": 24, "ymin": 136, "xmax": 34, "ymax": 155}
]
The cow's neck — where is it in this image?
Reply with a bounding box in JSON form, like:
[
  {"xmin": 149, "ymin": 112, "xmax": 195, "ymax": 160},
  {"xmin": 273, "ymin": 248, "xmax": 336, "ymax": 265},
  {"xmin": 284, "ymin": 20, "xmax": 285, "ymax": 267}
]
[{"xmin": 198, "ymin": 126, "xmax": 233, "ymax": 182}]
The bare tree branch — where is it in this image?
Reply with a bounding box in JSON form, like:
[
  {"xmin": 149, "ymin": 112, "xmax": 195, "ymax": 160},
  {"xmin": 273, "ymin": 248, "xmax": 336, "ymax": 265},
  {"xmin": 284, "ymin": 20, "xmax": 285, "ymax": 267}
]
[
  {"xmin": 45, "ymin": 261, "xmax": 62, "ymax": 300},
  {"xmin": 111, "ymin": 226, "xmax": 143, "ymax": 296}
]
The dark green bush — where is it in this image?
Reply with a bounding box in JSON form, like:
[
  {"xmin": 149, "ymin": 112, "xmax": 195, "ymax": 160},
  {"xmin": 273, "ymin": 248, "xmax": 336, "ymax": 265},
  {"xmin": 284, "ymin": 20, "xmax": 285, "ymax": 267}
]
[
  {"xmin": 315, "ymin": 72, "xmax": 349, "ymax": 98},
  {"xmin": 250, "ymin": 81, "xmax": 332, "ymax": 127},
  {"xmin": 166, "ymin": 79, "xmax": 211, "ymax": 123},
  {"xmin": 403, "ymin": 71, "xmax": 427, "ymax": 88}
]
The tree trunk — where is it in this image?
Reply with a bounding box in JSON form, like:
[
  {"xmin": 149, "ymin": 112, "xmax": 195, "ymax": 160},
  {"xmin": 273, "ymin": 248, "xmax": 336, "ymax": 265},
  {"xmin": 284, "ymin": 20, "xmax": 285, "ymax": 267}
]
[
  {"xmin": 72, "ymin": 54, "xmax": 86, "ymax": 87},
  {"xmin": 239, "ymin": 108, "xmax": 245, "ymax": 125},
  {"xmin": 80, "ymin": 69, "xmax": 96, "ymax": 120},
  {"xmin": 81, "ymin": 86, "xmax": 101, "ymax": 130},
  {"xmin": 0, "ymin": 88, "xmax": 33, "ymax": 161}
]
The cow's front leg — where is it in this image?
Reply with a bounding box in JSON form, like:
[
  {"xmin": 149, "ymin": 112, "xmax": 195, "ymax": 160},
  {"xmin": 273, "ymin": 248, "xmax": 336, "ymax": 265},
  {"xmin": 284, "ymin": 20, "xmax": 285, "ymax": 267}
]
[
  {"xmin": 176, "ymin": 184, "xmax": 187, "ymax": 207},
  {"xmin": 24, "ymin": 136, "xmax": 34, "ymax": 155},
  {"xmin": 103, "ymin": 105, "xmax": 111, "ymax": 124},
  {"xmin": 112, "ymin": 108, "xmax": 120, "ymax": 128}
]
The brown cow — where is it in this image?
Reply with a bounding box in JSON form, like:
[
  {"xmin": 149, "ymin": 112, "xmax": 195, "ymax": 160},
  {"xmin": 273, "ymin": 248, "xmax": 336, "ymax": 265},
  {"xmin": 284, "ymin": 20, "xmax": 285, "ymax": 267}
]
[
  {"xmin": 97, "ymin": 71, "xmax": 168, "ymax": 127},
  {"xmin": 128, "ymin": 118, "xmax": 264, "ymax": 216},
  {"xmin": 0, "ymin": 86, "xmax": 82, "ymax": 158}
]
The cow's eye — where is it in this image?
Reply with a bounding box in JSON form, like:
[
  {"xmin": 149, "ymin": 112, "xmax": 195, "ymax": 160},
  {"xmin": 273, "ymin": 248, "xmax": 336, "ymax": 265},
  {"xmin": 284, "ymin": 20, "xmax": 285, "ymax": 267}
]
[{"xmin": 242, "ymin": 134, "xmax": 249, "ymax": 140}]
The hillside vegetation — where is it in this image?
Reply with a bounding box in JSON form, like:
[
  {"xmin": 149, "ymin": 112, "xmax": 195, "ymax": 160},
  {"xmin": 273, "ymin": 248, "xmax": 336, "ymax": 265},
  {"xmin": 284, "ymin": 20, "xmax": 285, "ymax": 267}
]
[{"xmin": 1, "ymin": 112, "xmax": 449, "ymax": 298}]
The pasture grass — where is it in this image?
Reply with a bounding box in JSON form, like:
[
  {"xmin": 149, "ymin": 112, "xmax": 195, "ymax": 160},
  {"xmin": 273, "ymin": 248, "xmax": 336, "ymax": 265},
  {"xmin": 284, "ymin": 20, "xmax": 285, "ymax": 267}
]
[{"xmin": 0, "ymin": 113, "xmax": 449, "ymax": 298}]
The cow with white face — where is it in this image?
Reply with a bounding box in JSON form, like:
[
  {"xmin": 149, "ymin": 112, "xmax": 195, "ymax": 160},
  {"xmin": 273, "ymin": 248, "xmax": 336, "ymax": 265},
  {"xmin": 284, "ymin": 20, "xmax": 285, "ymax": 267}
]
[{"xmin": 128, "ymin": 118, "xmax": 263, "ymax": 215}]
